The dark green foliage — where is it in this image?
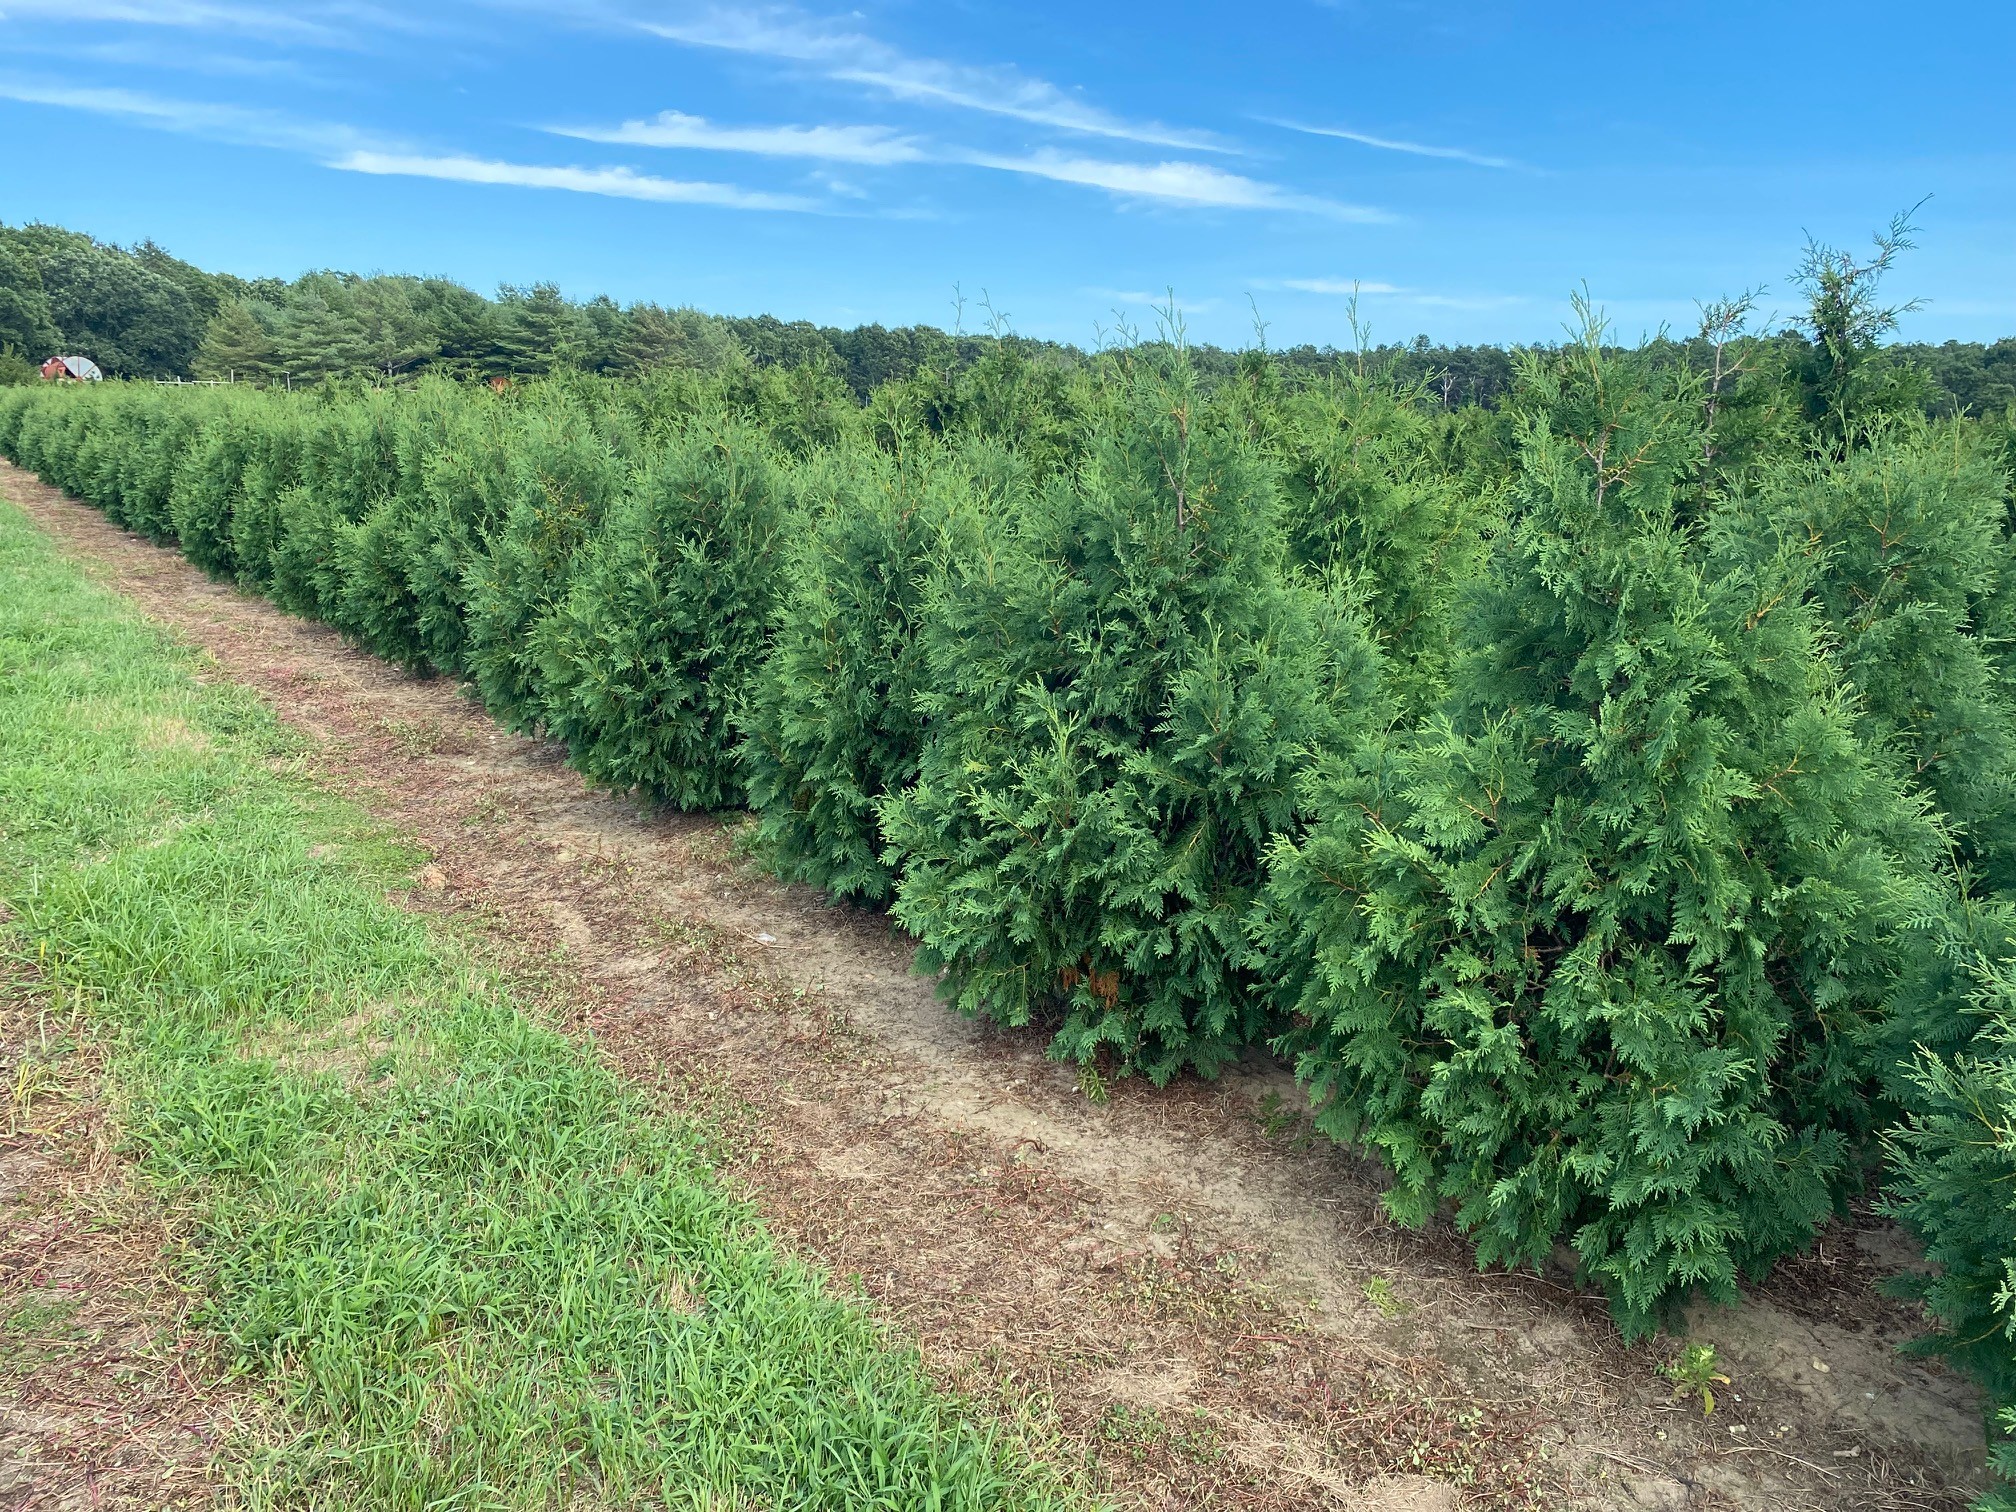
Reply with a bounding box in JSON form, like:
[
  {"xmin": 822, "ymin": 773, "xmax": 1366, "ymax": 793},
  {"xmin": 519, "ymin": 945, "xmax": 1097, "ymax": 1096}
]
[
  {"xmin": 1740, "ymin": 421, "xmax": 2016, "ymax": 889},
  {"xmin": 122, "ymin": 397, "xmax": 215, "ymax": 540},
  {"xmin": 462, "ymin": 398, "xmax": 634, "ymax": 730},
  {"xmin": 1785, "ymin": 209, "xmax": 1935, "ymax": 454},
  {"xmin": 533, "ymin": 424, "xmax": 792, "ymax": 808},
  {"xmin": 336, "ymin": 497, "xmax": 433, "ymax": 669},
  {"xmin": 0, "ymin": 387, "xmax": 34, "ymax": 448},
  {"xmin": 885, "ymin": 359, "xmax": 1384, "ymax": 1083},
  {"xmin": 400, "ymin": 394, "xmax": 513, "ymax": 675},
  {"xmin": 169, "ymin": 404, "xmax": 259, "ymax": 577},
  {"xmin": 740, "ymin": 447, "xmax": 985, "ymax": 902},
  {"xmin": 0, "ymin": 238, "xmax": 59, "ymax": 360},
  {"xmin": 1880, "ymin": 914, "xmax": 2016, "ymax": 1476},
  {"xmin": 268, "ymin": 401, "xmax": 398, "ymax": 624},
  {"xmin": 1252, "ymin": 331, "xmax": 1915, "ymax": 1334},
  {"xmin": 1274, "ymin": 371, "xmax": 1499, "ymax": 703},
  {"xmin": 229, "ymin": 405, "xmax": 307, "ymax": 590},
  {"xmin": 2, "ymin": 222, "xmax": 204, "ymax": 377}
]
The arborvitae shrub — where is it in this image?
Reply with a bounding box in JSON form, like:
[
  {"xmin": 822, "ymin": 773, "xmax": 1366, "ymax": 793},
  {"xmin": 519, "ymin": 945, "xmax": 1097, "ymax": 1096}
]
[
  {"xmin": 320, "ymin": 383, "xmax": 468, "ymax": 670},
  {"xmin": 740, "ymin": 446, "xmax": 983, "ymax": 902},
  {"xmin": 533, "ymin": 423, "xmax": 792, "ymax": 807},
  {"xmin": 1875, "ymin": 904, "xmax": 2016, "ymax": 1504},
  {"xmin": 1275, "ymin": 373, "xmax": 1498, "ymax": 704},
  {"xmin": 269, "ymin": 398, "xmax": 399, "ymax": 624},
  {"xmin": 121, "ymin": 396, "xmax": 211, "ymax": 541},
  {"xmin": 32, "ymin": 391, "xmax": 90, "ymax": 497},
  {"xmin": 8, "ymin": 393, "xmax": 71, "ymax": 485},
  {"xmin": 885, "ymin": 357, "xmax": 1384, "ymax": 1084},
  {"xmin": 0, "ymin": 385, "xmax": 37, "ymax": 455},
  {"xmin": 724, "ymin": 363, "xmax": 861, "ymax": 459},
  {"xmin": 169, "ymin": 402, "xmax": 260, "ymax": 577},
  {"xmin": 1741, "ymin": 421, "xmax": 2016, "ymax": 889},
  {"xmin": 337, "ymin": 495, "xmax": 433, "ymax": 669},
  {"xmin": 463, "ymin": 397, "xmax": 635, "ymax": 730},
  {"xmin": 404, "ymin": 400, "xmax": 511, "ymax": 676},
  {"xmin": 1251, "ymin": 333, "xmax": 1913, "ymax": 1334},
  {"xmin": 68, "ymin": 388, "xmax": 132, "ymax": 514},
  {"xmin": 229, "ymin": 405, "xmax": 306, "ymax": 590}
]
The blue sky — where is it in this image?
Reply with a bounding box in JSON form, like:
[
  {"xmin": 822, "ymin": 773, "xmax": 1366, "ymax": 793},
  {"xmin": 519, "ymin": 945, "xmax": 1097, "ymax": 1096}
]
[{"xmin": 1, "ymin": 1, "xmax": 2011, "ymax": 349}]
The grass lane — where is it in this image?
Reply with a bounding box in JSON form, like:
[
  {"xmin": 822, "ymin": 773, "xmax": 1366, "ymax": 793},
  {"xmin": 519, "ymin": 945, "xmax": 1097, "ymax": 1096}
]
[{"xmin": 0, "ymin": 496, "xmax": 1095, "ymax": 1511}]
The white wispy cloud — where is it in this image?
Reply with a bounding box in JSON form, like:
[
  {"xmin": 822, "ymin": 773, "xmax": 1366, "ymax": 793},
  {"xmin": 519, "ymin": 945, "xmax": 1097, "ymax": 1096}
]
[
  {"xmin": 0, "ymin": 0, "xmax": 406, "ymax": 46},
  {"xmin": 1276, "ymin": 278, "xmax": 1406, "ymax": 295},
  {"xmin": 638, "ymin": 6, "xmax": 1227, "ymax": 151},
  {"xmin": 332, "ymin": 151, "xmax": 819, "ymax": 211},
  {"xmin": 968, "ymin": 152, "xmax": 1388, "ymax": 218},
  {"xmin": 0, "ymin": 76, "xmax": 371, "ymax": 151},
  {"xmin": 552, "ymin": 109, "xmax": 927, "ymax": 165},
  {"xmin": 6, "ymin": 33, "xmax": 332, "ymax": 82},
  {"xmin": 1267, "ymin": 119, "xmax": 1522, "ymax": 170},
  {"xmin": 0, "ymin": 76, "xmax": 819, "ymax": 214},
  {"xmin": 1260, "ymin": 278, "xmax": 1525, "ymax": 310},
  {"xmin": 555, "ymin": 103, "xmax": 1383, "ymax": 217}
]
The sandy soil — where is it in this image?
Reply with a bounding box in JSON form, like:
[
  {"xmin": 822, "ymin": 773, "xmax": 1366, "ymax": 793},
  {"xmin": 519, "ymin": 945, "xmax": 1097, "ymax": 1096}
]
[{"xmin": 0, "ymin": 458, "xmax": 1990, "ymax": 1511}]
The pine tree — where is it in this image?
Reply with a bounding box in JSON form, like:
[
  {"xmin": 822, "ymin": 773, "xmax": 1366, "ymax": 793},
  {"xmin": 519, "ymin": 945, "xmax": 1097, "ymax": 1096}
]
[
  {"xmin": 532, "ymin": 423, "xmax": 791, "ymax": 807},
  {"xmin": 493, "ymin": 283, "xmax": 583, "ymax": 375},
  {"xmin": 884, "ymin": 354, "xmax": 1385, "ymax": 1084},
  {"xmin": 1252, "ymin": 319, "xmax": 1913, "ymax": 1333},
  {"xmin": 194, "ymin": 300, "xmax": 279, "ymax": 382}
]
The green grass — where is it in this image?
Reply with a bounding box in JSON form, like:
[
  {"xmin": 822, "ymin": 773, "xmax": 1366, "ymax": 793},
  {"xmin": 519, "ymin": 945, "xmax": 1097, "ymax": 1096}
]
[{"xmin": 0, "ymin": 497, "xmax": 1096, "ymax": 1512}]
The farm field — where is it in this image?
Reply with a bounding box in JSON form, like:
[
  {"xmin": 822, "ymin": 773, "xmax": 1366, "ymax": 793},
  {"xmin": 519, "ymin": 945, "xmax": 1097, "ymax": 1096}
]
[
  {"xmin": 0, "ymin": 432, "xmax": 1993, "ymax": 1512},
  {"xmin": 5, "ymin": 0, "xmax": 2015, "ymax": 1503}
]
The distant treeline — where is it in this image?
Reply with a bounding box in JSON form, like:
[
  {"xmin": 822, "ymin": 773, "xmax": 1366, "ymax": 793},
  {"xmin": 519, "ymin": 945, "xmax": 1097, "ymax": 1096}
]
[{"xmin": 3, "ymin": 219, "xmax": 2013, "ymax": 418}]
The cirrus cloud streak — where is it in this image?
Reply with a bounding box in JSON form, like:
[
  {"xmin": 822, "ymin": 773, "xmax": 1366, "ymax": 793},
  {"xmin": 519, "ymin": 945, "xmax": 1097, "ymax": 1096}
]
[{"xmin": 330, "ymin": 150, "xmax": 820, "ymax": 210}]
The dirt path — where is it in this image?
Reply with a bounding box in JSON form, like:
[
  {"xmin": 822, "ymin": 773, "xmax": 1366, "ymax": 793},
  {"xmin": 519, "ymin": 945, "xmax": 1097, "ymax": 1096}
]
[
  {"xmin": 0, "ymin": 459, "xmax": 1988, "ymax": 1512},
  {"xmin": 1, "ymin": 959, "xmax": 247, "ymax": 1512}
]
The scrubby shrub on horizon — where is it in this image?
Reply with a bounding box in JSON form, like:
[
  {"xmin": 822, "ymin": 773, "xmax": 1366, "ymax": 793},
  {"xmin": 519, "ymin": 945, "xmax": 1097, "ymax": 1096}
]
[
  {"xmin": 740, "ymin": 443, "xmax": 989, "ymax": 903},
  {"xmin": 1249, "ymin": 326, "xmax": 1926, "ymax": 1336},
  {"xmin": 533, "ymin": 421, "xmax": 792, "ymax": 808},
  {"xmin": 884, "ymin": 353, "xmax": 1387, "ymax": 1084}
]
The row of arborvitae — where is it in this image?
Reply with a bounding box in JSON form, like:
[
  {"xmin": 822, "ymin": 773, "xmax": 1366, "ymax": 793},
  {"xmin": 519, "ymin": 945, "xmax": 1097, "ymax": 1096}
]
[{"xmin": 9, "ymin": 309, "xmax": 2016, "ymax": 1502}]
